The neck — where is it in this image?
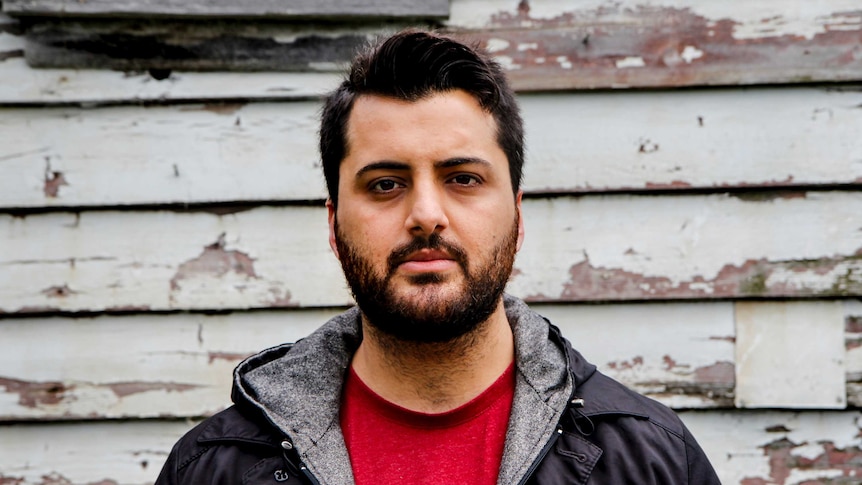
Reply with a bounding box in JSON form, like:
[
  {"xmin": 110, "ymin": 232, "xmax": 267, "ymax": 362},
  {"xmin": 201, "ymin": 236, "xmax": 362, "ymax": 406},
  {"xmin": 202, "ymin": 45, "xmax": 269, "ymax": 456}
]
[{"xmin": 351, "ymin": 300, "xmax": 514, "ymax": 414}]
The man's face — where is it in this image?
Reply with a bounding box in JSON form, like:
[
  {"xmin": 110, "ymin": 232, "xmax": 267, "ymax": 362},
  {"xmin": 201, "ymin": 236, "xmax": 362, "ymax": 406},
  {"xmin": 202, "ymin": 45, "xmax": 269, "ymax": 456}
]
[{"xmin": 327, "ymin": 90, "xmax": 524, "ymax": 343}]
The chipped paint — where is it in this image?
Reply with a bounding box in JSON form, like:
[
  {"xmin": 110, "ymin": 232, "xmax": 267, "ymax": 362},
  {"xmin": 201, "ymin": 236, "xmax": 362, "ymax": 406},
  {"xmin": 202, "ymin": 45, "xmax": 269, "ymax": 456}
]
[
  {"xmin": 457, "ymin": 2, "xmax": 862, "ymax": 89},
  {"xmin": 485, "ymin": 38, "xmax": 509, "ymax": 52},
  {"xmin": 107, "ymin": 381, "xmax": 200, "ymax": 398},
  {"xmin": 680, "ymin": 45, "xmax": 704, "ymax": 63},
  {"xmin": 43, "ymin": 171, "xmax": 67, "ymax": 198},
  {"xmin": 616, "ymin": 56, "xmax": 645, "ymax": 68},
  {"xmin": 555, "ymin": 253, "xmax": 862, "ymax": 302},
  {"xmin": 169, "ymin": 233, "xmax": 257, "ymax": 293},
  {"xmin": 0, "ymin": 376, "xmax": 67, "ymax": 408},
  {"xmin": 740, "ymin": 438, "xmax": 862, "ymax": 484},
  {"xmin": 40, "ymin": 284, "xmax": 76, "ymax": 298},
  {"xmin": 206, "ymin": 351, "xmax": 249, "ymax": 364}
]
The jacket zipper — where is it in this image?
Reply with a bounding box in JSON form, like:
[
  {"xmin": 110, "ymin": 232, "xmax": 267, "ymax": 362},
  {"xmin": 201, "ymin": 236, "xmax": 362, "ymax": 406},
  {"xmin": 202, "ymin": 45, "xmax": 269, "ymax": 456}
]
[{"xmin": 514, "ymin": 425, "xmax": 563, "ymax": 485}]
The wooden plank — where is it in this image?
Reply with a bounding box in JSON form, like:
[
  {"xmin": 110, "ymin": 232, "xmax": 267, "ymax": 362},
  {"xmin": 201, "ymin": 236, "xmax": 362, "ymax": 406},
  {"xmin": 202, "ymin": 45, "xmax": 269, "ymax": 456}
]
[
  {"xmin": 545, "ymin": 302, "xmax": 735, "ymax": 409},
  {"xmin": 3, "ymin": 411, "xmax": 861, "ymax": 484},
  {"xmin": 734, "ymin": 301, "xmax": 846, "ymax": 409},
  {"xmin": 3, "ymin": 0, "xmax": 450, "ymax": 19},
  {"xmin": 0, "ymin": 303, "xmax": 732, "ymax": 421},
  {"xmin": 0, "ymin": 420, "xmax": 194, "ymax": 485},
  {"xmin": 21, "ymin": 20, "xmax": 380, "ymax": 72},
  {"xmin": 681, "ymin": 410, "xmax": 862, "ymax": 485},
  {"xmin": 3, "ymin": 87, "xmax": 861, "ymax": 208},
  {"xmin": 0, "ymin": 101, "xmax": 326, "ymax": 207},
  {"xmin": 8, "ymin": 0, "xmax": 861, "ymax": 86},
  {"xmin": 0, "ymin": 13, "xmax": 344, "ymax": 104},
  {"xmin": 846, "ymin": 299, "xmax": 862, "ymax": 406},
  {"xmin": 2, "ymin": 193, "xmax": 862, "ymax": 314},
  {"xmin": 0, "ymin": 310, "xmax": 339, "ymax": 420},
  {"xmin": 449, "ymin": 0, "xmax": 862, "ymax": 90}
]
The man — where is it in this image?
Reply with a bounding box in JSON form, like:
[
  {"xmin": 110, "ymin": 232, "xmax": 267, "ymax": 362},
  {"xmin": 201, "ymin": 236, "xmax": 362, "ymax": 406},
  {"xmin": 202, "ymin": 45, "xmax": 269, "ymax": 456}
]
[{"xmin": 156, "ymin": 30, "xmax": 720, "ymax": 484}]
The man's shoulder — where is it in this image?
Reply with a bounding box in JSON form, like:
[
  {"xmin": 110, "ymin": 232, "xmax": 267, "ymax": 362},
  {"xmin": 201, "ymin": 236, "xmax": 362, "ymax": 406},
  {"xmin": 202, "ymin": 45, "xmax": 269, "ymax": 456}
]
[
  {"xmin": 550, "ymin": 369, "xmax": 720, "ymax": 483},
  {"xmin": 155, "ymin": 406, "xmax": 283, "ymax": 484},
  {"xmin": 577, "ymin": 369, "xmax": 686, "ymax": 437}
]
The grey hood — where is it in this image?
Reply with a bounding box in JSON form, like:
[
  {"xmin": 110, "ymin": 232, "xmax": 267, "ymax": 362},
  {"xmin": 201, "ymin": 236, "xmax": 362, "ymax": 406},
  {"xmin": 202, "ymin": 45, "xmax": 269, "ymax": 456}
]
[{"xmin": 231, "ymin": 295, "xmax": 578, "ymax": 485}]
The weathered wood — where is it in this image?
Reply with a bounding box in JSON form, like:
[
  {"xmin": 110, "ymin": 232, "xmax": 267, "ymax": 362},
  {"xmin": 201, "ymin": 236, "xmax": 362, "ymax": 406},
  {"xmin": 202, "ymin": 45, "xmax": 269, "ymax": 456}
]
[
  {"xmin": 22, "ymin": 20, "xmax": 379, "ymax": 72},
  {"xmin": 681, "ymin": 410, "xmax": 862, "ymax": 484},
  {"xmin": 0, "ymin": 310, "xmax": 339, "ymax": 420},
  {"xmin": 846, "ymin": 299, "xmax": 862, "ymax": 406},
  {"xmin": 2, "ymin": 411, "xmax": 861, "ymax": 484},
  {"xmin": 545, "ymin": 302, "xmax": 736, "ymax": 409},
  {"xmin": 2, "ymin": 193, "xmax": 862, "ymax": 314},
  {"xmin": 735, "ymin": 301, "xmax": 846, "ymax": 409},
  {"xmin": 3, "ymin": 87, "xmax": 861, "ymax": 208},
  {"xmin": 450, "ymin": 0, "xmax": 862, "ymax": 90},
  {"xmin": 0, "ymin": 303, "xmax": 735, "ymax": 420},
  {"xmin": 0, "ymin": 420, "xmax": 194, "ymax": 485},
  {"xmin": 3, "ymin": 0, "xmax": 450, "ymax": 19},
  {"xmin": 8, "ymin": 0, "xmax": 861, "ymax": 87}
]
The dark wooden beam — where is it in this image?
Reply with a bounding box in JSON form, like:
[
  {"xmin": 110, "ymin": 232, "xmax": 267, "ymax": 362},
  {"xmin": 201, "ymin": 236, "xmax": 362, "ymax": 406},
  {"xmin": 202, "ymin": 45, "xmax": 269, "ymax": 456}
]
[{"xmin": 3, "ymin": 0, "xmax": 450, "ymax": 20}]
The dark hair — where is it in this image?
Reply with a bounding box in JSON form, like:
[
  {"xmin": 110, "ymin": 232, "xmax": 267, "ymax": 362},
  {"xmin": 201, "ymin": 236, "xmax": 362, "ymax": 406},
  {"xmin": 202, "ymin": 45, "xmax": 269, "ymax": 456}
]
[{"xmin": 319, "ymin": 29, "xmax": 524, "ymax": 206}]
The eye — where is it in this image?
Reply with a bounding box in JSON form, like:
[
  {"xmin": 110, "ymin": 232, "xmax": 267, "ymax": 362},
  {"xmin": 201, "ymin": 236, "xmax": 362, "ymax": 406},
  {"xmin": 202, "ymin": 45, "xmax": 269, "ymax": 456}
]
[
  {"xmin": 370, "ymin": 178, "xmax": 402, "ymax": 193},
  {"xmin": 450, "ymin": 174, "xmax": 480, "ymax": 186}
]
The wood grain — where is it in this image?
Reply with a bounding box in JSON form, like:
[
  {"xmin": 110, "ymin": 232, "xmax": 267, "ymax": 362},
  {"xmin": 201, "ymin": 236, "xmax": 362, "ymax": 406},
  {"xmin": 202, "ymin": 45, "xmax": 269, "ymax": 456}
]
[
  {"xmin": 2, "ymin": 88, "xmax": 860, "ymax": 208},
  {"xmin": 3, "ymin": 0, "xmax": 450, "ymax": 19},
  {"xmin": 2, "ymin": 410, "xmax": 862, "ymax": 484},
  {"xmin": 7, "ymin": 0, "xmax": 860, "ymax": 87},
  {"xmin": 2, "ymin": 193, "xmax": 861, "ymax": 314}
]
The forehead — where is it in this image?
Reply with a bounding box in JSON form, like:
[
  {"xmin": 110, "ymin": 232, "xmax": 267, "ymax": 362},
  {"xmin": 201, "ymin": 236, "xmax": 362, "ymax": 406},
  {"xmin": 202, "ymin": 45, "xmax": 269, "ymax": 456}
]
[{"xmin": 343, "ymin": 90, "xmax": 502, "ymax": 165}]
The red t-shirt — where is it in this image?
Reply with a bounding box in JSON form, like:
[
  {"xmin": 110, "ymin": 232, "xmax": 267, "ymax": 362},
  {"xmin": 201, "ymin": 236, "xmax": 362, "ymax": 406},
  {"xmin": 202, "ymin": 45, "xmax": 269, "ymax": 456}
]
[{"xmin": 340, "ymin": 363, "xmax": 516, "ymax": 485}]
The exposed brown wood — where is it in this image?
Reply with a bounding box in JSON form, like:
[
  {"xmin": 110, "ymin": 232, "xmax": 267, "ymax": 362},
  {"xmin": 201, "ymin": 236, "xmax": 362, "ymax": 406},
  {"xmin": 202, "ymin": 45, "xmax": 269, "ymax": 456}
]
[
  {"xmin": 2, "ymin": 193, "xmax": 861, "ymax": 315},
  {"xmin": 9, "ymin": 1, "xmax": 861, "ymax": 87},
  {"xmin": 451, "ymin": 2, "xmax": 862, "ymax": 90},
  {"xmin": 3, "ymin": 0, "xmax": 450, "ymax": 19},
  {"xmin": 22, "ymin": 20, "xmax": 376, "ymax": 72}
]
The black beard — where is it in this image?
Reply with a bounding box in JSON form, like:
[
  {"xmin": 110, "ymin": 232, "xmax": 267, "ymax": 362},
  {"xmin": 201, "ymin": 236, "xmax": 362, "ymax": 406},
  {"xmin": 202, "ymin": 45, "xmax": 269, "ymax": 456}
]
[{"xmin": 335, "ymin": 216, "xmax": 519, "ymax": 344}]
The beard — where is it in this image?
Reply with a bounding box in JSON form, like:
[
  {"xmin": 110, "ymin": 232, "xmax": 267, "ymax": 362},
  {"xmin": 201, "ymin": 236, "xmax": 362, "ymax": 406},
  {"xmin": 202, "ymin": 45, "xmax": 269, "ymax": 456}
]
[{"xmin": 335, "ymin": 214, "xmax": 520, "ymax": 344}]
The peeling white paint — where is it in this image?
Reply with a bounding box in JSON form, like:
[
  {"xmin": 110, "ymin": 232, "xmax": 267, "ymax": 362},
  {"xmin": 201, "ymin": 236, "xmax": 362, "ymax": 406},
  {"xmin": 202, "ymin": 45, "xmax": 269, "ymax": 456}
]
[
  {"xmin": 615, "ymin": 56, "xmax": 646, "ymax": 68},
  {"xmin": 448, "ymin": 0, "xmax": 862, "ymax": 40},
  {"xmin": 307, "ymin": 62, "xmax": 344, "ymax": 71},
  {"xmin": 683, "ymin": 411, "xmax": 862, "ymax": 485},
  {"xmin": 555, "ymin": 55, "xmax": 572, "ymax": 69},
  {"xmin": 517, "ymin": 42, "xmax": 539, "ymax": 51},
  {"xmin": 493, "ymin": 55, "xmax": 522, "ymax": 70},
  {"xmin": 681, "ymin": 45, "xmax": 704, "ymax": 64},
  {"xmin": 485, "ymin": 38, "xmax": 510, "ymax": 53}
]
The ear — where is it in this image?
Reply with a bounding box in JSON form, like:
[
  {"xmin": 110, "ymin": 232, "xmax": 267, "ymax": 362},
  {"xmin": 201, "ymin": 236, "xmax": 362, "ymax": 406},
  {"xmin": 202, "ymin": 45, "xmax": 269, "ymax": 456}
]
[
  {"xmin": 515, "ymin": 190, "xmax": 525, "ymax": 251},
  {"xmin": 326, "ymin": 199, "xmax": 340, "ymax": 260}
]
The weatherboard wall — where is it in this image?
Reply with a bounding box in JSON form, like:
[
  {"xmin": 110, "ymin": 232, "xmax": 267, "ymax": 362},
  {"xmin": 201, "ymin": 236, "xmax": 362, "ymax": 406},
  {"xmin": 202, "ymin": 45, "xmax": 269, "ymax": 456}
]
[{"xmin": 1, "ymin": 1, "xmax": 862, "ymax": 484}]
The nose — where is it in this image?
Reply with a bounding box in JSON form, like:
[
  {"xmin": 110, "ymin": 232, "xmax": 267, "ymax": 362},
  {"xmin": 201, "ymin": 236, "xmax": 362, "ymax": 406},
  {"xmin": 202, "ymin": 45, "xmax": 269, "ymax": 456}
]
[{"xmin": 405, "ymin": 182, "xmax": 449, "ymax": 236}]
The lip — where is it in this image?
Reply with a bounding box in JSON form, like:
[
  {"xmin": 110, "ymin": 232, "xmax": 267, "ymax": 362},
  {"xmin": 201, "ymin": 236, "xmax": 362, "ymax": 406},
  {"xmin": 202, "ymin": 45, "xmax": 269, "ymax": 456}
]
[{"xmin": 397, "ymin": 249, "xmax": 458, "ymax": 273}]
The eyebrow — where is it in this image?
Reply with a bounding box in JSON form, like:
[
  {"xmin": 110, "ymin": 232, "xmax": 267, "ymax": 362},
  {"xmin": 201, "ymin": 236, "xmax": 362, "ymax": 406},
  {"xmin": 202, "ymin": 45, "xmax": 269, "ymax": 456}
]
[{"xmin": 354, "ymin": 157, "xmax": 491, "ymax": 178}]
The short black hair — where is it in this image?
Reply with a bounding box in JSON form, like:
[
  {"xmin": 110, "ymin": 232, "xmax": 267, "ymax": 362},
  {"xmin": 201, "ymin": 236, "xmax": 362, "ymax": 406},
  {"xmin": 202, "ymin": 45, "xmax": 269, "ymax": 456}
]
[{"xmin": 319, "ymin": 29, "xmax": 524, "ymax": 206}]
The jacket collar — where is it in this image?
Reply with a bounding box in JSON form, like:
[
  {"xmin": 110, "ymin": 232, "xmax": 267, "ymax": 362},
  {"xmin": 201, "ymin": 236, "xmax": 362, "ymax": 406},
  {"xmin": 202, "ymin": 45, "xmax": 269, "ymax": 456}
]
[{"xmin": 228, "ymin": 296, "xmax": 653, "ymax": 485}]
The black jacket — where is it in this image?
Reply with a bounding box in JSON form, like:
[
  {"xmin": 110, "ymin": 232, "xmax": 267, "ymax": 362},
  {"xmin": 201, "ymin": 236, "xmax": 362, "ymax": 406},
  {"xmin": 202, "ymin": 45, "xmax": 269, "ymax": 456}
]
[{"xmin": 156, "ymin": 298, "xmax": 720, "ymax": 484}]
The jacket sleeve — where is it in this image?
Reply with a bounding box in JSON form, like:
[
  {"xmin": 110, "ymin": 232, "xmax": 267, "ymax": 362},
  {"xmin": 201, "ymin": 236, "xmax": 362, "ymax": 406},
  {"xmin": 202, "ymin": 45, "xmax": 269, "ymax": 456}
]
[
  {"xmin": 684, "ymin": 425, "xmax": 721, "ymax": 484},
  {"xmin": 154, "ymin": 441, "xmax": 180, "ymax": 485}
]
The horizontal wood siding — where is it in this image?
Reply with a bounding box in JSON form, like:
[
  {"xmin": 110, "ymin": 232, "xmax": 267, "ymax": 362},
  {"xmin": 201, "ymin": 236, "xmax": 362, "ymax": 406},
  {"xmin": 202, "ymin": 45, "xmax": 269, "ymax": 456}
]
[
  {"xmin": 3, "ymin": 1, "xmax": 861, "ymax": 87},
  {"xmin": 2, "ymin": 0, "xmax": 861, "ymax": 483},
  {"xmin": 2, "ymin": 193, "xmax": 861, "ymax": 314},
  {"xmin": 2, "ymin": 87, "xmax": 861, "ymax": 208},
  {"xmin": 2, "ymin": 410, "xmax": 861, "ymax": 484},
  {"xmin": 3, "ymin": 0, "xmax": 450, "ymax": 19},
  {"xmin": 451, "ymin": 0, "xmax": 862, "ymax": 90}
]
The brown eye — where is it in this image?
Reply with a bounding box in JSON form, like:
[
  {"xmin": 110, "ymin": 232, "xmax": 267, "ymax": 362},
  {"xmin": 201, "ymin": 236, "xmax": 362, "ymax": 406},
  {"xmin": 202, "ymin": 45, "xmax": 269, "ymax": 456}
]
[
  {"xmin": 451, "ymin": 174, "xmax": 479, "ymax": 186},
  {"xmin": 371, "ymin": 179, "xmax": 400, "ymax": 192}
]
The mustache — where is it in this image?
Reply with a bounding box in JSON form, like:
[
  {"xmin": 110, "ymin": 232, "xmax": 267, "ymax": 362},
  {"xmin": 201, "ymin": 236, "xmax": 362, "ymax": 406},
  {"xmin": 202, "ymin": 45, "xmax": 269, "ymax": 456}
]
[{"xmin": 387, "ymin": 233, "xmax": 468, "ymax": 273}]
